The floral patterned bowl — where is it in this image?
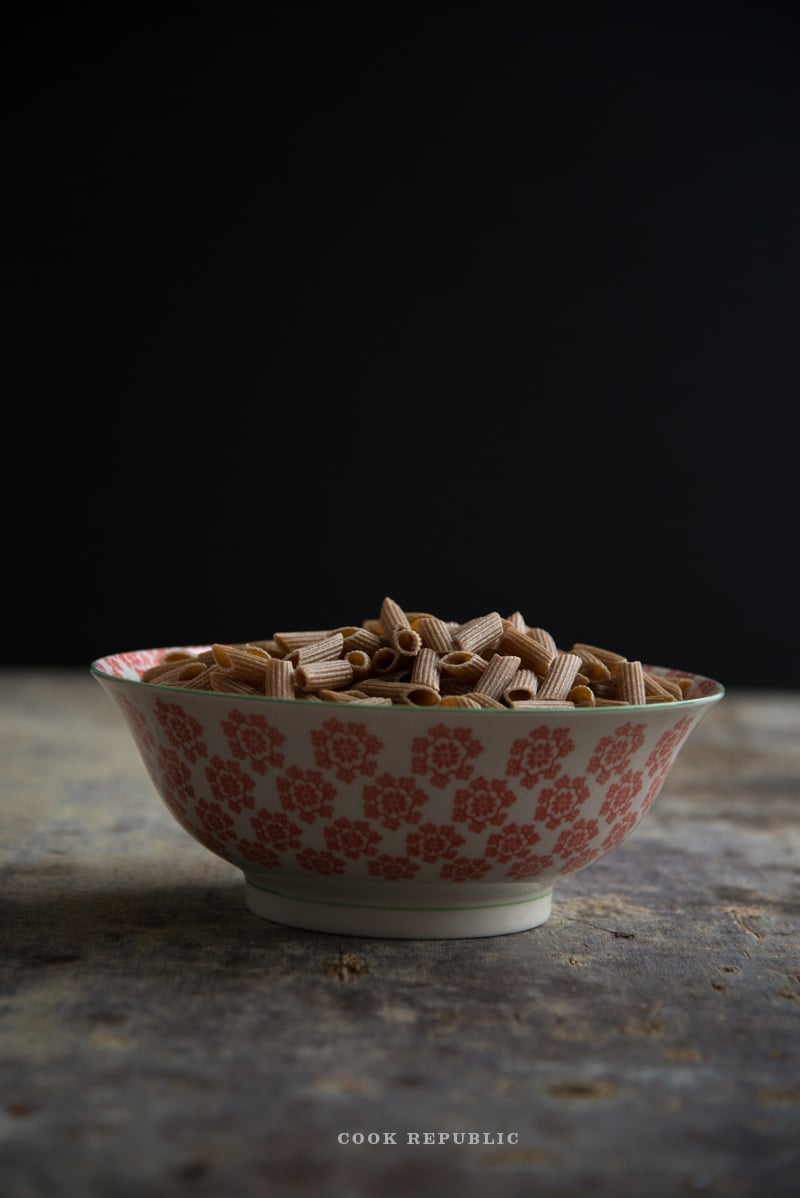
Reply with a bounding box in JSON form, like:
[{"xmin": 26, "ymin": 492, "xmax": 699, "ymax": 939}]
[{"xmin": 91, "ymin": 648, "xmax": 724, "ymax": 938}]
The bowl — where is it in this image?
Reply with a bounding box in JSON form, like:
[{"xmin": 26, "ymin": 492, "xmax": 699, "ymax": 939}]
[{"xmin": 91, "ymin": 645, "xmax": 724, "ymax": 938}]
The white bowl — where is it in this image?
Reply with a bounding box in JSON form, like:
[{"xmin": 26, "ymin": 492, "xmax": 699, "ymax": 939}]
[{"xmin": 91, "ymin": 647, "xmax": 723, "ymax": 938}]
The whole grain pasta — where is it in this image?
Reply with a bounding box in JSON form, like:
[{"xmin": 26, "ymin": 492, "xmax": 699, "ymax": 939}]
[
  {"xmin": 439, "ymin": 651, "xmax": 488, "ymax": 685},
  {"xmin": 497, "ymin": 623, "xmax": 556, "ymax": 674},
  {"xmin": 413, "ymin": 615, "xmax": 455, "ymax": 654},
  {"xmin": 617, "ymin": 660, "xmax": 647, "ymax": 706},
  {"xmin": 537, "ymin": 652, "xmax": 582, "ymax": 701},
  {"xmin": 273, "ymin": 630, "xmax": 331, "ymax": 654},
  {"xmin": 411, "ymin": 646, "xmax": 442, "ymax": 692},
  {"xmin": 286, "ymin": 632, "xmax": 345, "ymax": 667},
  {"xmin": 453, "ymin": 611, "xmax": 503, "ymax": 656},
  {"xmin": 264, "ymin": 657, "xmax": 295, "ymax": 699},
  {"xmin": 294, "ymin": 660, "xmax": 354, "ymax": 692},
  {"xmin": 472, "ymin": 654, "xmax": 522, "ymax": 700},
  {"xmin": 132, "ymin": 594, "xmax": 689, "ymax": 709},
  {"xmin": 211, "ymin": 644, "xmax": 271, "ymax": 689}
]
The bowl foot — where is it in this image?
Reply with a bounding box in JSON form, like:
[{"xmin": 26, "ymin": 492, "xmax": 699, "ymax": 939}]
[{"xmin": 243, "ymin": 878, "xmax": 553, "ymax": 939}]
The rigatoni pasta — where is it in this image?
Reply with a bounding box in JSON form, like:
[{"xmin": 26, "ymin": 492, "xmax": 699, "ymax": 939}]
[{"xmin": 134, "ymin": 596, "xmax": 691, "ymax": 709}]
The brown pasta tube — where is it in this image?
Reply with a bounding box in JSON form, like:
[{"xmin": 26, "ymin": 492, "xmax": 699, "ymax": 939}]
[
  {"xmin": 617, "ymin": 660, "xmax": 647, "ymax": 706},
  {"xmin": 294, "ymin": 660, "xmax": 355, "ymax": 692},
  {"xmin": 537, "ymin": 653, "xmax": 582, "ymax": 701},
  {"xmin": 264, "ymin": 657, "xmax": 295, "ymax": 699},
  {"xmin": 571, "ymin": 643, "xmax": 627, "ymax": 672},
  {"xmin": 439, "ymin": 694, "xmax": 484, "ymax": 709},
  {"xmin": 473, "ymin": 654, "xmax": 522, "ymax": 699},
  {"xmin": 356, "ymin": 679, "xmax": 439, "ymax": 707},
  {"xmin": 372, "ymin": 646, "xmax": 402, "ymax": 675},
  {"xmin": 498, "ymin": 623, "xmax": 556, "ymax": 675},
  {"xmin": 286, "ymin": 633, "xmax": 344, "ymax": 666},
  {"xmin": 380, "ymin": 596, "xmax": 411, "ymax": 634},
  {"xmin": 211, "ymin": 644, "xmax": 271, "ymax": 689},
  {"xmin": 411, "ymin": 647, "xmax": 441, "ymax": 692},
  {"xmin": 414, "ymin": 616, "xmax": 456, "ymax": 654},
  {"xmin": 503, "ymin": 667, "xmax": 539, "ymax": 705},
  {"xmin": 345, "ymin": 649, "xmax": 373, "ymax": 681},
  {"xmin": 526, "ymin": 627, "xmax": 558, "ymax": 653},
  {"xmin": 273, "ymin": 630, "xmax": 331, "ymax": 654},
  {"xmin": 439, "ymin": 651, "xmax": 488, "ymax": 685},
  {"xmin": 453, "ymin": 611, "xmax": 504, "ymax": 656}
]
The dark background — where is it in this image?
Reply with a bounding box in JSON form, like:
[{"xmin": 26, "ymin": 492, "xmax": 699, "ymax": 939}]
[{"xmin": 3, "ymin": 5, "xmax": 799, "ymax": 687}]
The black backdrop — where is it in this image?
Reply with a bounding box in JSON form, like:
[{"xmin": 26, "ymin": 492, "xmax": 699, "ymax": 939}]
[{"xmin": 3, "ymin": 5, "xmax": 799, "ymax": 688}]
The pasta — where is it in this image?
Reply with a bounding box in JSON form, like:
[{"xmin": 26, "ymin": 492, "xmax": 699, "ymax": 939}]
[
  {"xmin": 453, "ymin": 611, "xmax": 504, "ymax": 656},
  {"xmin": 411, "ymin": 646, "xmax": 442, "ymax": 691},
  {"xmin": 294, "ymin": 660, "xmax": 354, "ymax": 693},
  {"xmin": 537, "ymin": 652, "xmax": 582, "ymax": 701},
  {"xmin": 413, "ymin": 615, "xmax": 455, "ymax": 654},
  {"xmin": 134, "ymin": 596, "xmax": 691, "ymax": 708},
  {"xmin": 496, "ymin": 623, "xmax": 556, "ymax": 674},
  {"xmin": 264, "ymin": 658, "xmax": 295, "ymax": 699},
  {"xmin": 472, "ymin": 654, "xmax": 522, "ymax": 700},
  {"xmin": 617, "ymin": 660, "xmax": 647, "ymax": 707}
]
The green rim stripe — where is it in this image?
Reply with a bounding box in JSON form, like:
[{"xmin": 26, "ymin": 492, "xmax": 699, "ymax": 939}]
[{"xmin": 246, "ymin": 878, "xmax": 552, "ymax": 913}]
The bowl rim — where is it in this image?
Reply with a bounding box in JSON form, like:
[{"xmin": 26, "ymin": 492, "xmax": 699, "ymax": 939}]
[{"xmin": 90, "ymin": 646, "xmax": 726, "ymax": 714}]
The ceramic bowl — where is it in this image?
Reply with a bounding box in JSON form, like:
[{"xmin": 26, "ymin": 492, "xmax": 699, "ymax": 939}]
[{"xmin": 91, "ymin": 648, "xmax": 724, "ymax": 938}]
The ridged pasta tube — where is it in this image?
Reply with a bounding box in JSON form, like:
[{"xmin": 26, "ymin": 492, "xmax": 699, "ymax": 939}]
[
  {"xmin": 497, "ymin": 624, "xmax": 556, "ymax": 675},
  {"xmin": 537, "ymin": 653, "xmax": 582, "ymax": 701},
  {"xmin": 617, "ymin": 660, "xmax": 647, "ymax": 706},
  {"xmin": 294, "ymin": 660, "xmax": 354, "ymax": 692},
  {"xmin": 473, "ymin": 654, "xmax": 522, "ymax": 699},
  {"xmin": 454, "ymin": 611, "xmax": 503, "ymax": 656},
  {"xmin": 264, "ymin": 657, "xmax": 295, "ymax": 699}
]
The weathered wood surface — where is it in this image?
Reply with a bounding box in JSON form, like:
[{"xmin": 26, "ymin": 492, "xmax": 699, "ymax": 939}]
[{"xmin": 1, "ymin": 671, "xmax": 798, "ymax": 1198}]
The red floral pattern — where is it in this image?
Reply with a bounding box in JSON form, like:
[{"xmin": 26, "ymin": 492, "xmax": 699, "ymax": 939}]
[
  {"xmin": 187, "ymin": 825, "xmax": 230, "ymax": 859},
  {"xmin": 602, "ymin": 811, "xmax": 639, "ymax": 852},
  {"xmin": 411, "ymin": 724, "xmax": 484, "ymax": 788},
  {"xmin": 311, "ymin": 717, "xmax": 383, "ymax": 783},
  {"xmin": 639, "ymin": 771, "xmax": 669, "ymax": 817},
  {"xmin": 296, "ymin": 847, "xmax": 347, "ymax": 875},
  {"xmin": 506, "ymin": 726, "xmax": 574, "ymax": 788},
  {"xmin": 586, "ymin": 722, "xmax": 646, "ymax": 784},
  {"xmin": 205, "ymin": 755, "xmax": 256, "ymax": 813},
  {"xmin": 194, "ymin": 798, "xmax": 237, "ymax": 840},
  {"xmin": 324, "ymin": 817, "xmax": 383, "ymax": 859},
  {"xmin": 156, "ymin": 746, "xmax": 195, "ymax": 810},
  {"xmin": 367, "ymin": 854, "xmax": 420, "ymax": 880},
  {"xmin": 598, "ymin": 769, "xmax": 644, "ymax": 824},
  {"xmin": 440, "ymin": 858, "xmax": 492, "ymax": 881},
  {"xmin": 485, "ymin": 823, "xmax": 542, "ymax": 863},
  {"xmin": 689, "ymin": 678, "xmax": 718, "ymax": 698},
  {"xmin": 236, "ymin": 838, "xmax": 281, "ymax": 869},
  {"xmin": 363, "ymin": 773, "xmax": 429, "ymax": 830},
  {"xmin": 97, "ymin": 650, "xmax": 720, "ymax": 888},
  {"xmin": 506, "ymin": 854, "xmax": 555, "ymax": 880},
  {"xmin": 276, "ymin": 766, "xmax": 337, "ymax": 824},
  {"xmin": 645, "ymin": 715, "xmax": 693, "ymax": 778},
  {"xmin": 154, "ymin": 697, "xmax": 208, "ymax": 763},
  {"xmin": 452, "ymin": 777, "xmax": 517, "ymax": 833},
  {"xmin": 406, "ymin": 822, "xmax": 466, "ymax": 862},
  {"xmin": 250, "ymin": 809, "xmax": 303, "ymax": 853},
  {"xmin": 534, "ymin": 774, "xmax": 591, "ymax": 830},
  {"xmin": 222, "ymin": 709, "xmax": 285, "ymax": 775},
  {"xmin": 553, "ymin": 818, "xmax": 600, "ymax": 868},
  {"xmin": 117, "ymin": 694, "xmax": 156, "ymax": 759}
]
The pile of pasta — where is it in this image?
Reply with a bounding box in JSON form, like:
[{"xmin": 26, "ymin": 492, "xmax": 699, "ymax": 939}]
[{"xmin": 139, "ymin": 597, "xmax": 690, "ymax": 709}]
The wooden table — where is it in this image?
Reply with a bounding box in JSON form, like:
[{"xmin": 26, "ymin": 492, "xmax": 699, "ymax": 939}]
[{"xmin": 1, "ymin": 672, "xmax": 798, "ymax": 1198}]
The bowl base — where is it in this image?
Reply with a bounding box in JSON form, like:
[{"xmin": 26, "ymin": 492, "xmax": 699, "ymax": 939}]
[{"xmin": 243, "ymin": 877, "xmax": 553, "ymax": 939}]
